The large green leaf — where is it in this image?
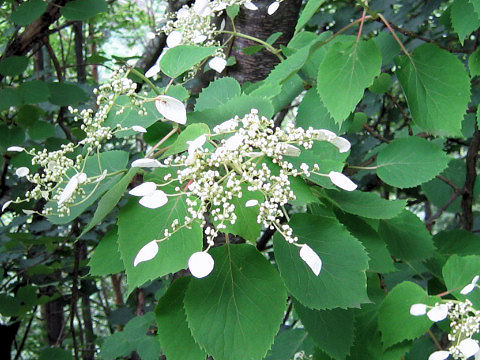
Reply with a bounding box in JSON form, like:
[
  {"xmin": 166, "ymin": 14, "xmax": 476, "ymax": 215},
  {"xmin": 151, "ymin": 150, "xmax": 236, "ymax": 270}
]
[
  {"xmin": 0, "ymin": 87, "xmax": 22, "ymax": 110},
  {"xmin": 10, "ymin": 0, "xmax": 47, "ymax": 26},
  {"xmin": 47, "ymin": 82, "xmax": 88, "ymax": 106},
  {"xmin": 317, "ymin": 37, "xmax": 382, "ymax": 123},
  {"xmin": 294, "ymin": 300, "xmax": 355, "ymax": 360},
  {"xmin": 265, "ymin": 329, "xmax": 314, "ymax": 360},
  {"xmin": 195, "ymin": 77, "xmax": 241, "ymax": 111},
  {"xmin": 378, "ymin": 210, "xmax": 435, "ymax": 261},
  {"xmin": 184, "ymin": 244, "xmax": 287, "ymax": 360},
  {"xmin": 295, "ymin": 0, "xmax": 326, "ymax": 33},
  {"xmin": 0, "ymin": 56, "xmax": 29, "ymax": 76},
  {"xmin": 61, "ymin": 0, "xmax": 108, "ymax": 20},
  {"xmin": 117, "ymin": 197, "xmax": 203, "ymax": 293},
  {"xmin": 451, "ymin": 0, "xmax": 480, "ymax": 44},
  {"xmin": 378, "ymin": 281, "xmax": 437, "ymax": 349},
  {"xmin": 296, "ymin": 88, "xmax": 339, "ymax": 133},
  {"xmin": 443, "ymin": 255, "xmax": 480, "ymax": 307},
  {"xmin": 47, "ymin": 150, "xmax": 129, "ymax": 224},
  {"xmin": 434, "ymin": 229, "xmax": 480, "ymax": 257},
  {"xmin": 161, "ymin": 45, "xmax": 218, "ymax": 78},
  {"xmin": 324, "ymin": 190, "xmax": 406, "ymax": 219},
  {"xmin": 18, "ymin": 80, "xmax": 50, "ymax": 104},
  {"xmin": 88, "ymin": 227, "xmax": 124, "ymax": 276},
  {"xmin": 376, "ymin": 137, "xmax": 449, "ymax": 188},
  {"xmin": 155, "ymin": 277, "xmax": 207, "ymax": 360},
  {"xmin": 273, "ymin": 214, "xmax": 369, "ymax": 309},
  {"xmin": 395, "ymin": 43, "xmax": 471, "ymax": 136}
]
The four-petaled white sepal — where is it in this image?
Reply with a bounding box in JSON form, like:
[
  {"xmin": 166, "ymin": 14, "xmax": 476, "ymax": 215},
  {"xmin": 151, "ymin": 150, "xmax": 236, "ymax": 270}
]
[
  {"xmin": 460, "ymin": 275, "xmax": 479, "ymax": 295},
  {"xmin": 188, "ymin": 251, "xmax": 214, "ymax": 278},
  {"xmin": 209, "ymin": 57, "xmax": 227, "ymax": 73},
  {"xmin": 15, "ymin": 167, "xmax": 29, "ymax": 177},
  {"xmin": 458, "ymin": 338, "xmax": 479, "ymax": 358},
  {"xmin": 139, "ymin": 190, "xmax": 168, "ymax": 209},
  {"xmin": 328, "ymin": 171, "xmax": 357, "ymax": 191},
  {"xmin": 427, "ymin": 304, "xmax": 449, "ymax": 322},
  {"xmin": 7, "ymin": 146, "xmax": 25, "ymax": 152},
  {"xmin": 410, "ymin": 303, "xmax": 427, "ymax": 316},
  {"xmin": 224, "ymin": 134, "xmax": 245, "ymax": 151},
  {"xmin": 428, "ymin": 351, "xmax": 450, "ymax": 360},
  {"xmin": 245, "ymin": 199, "xmax": 259, "ymax": 207},
  {"xmin": 129, "ymin": 182, "xmax": 157, "ymax": 197},
  {"xmin": 132, "ymin": 125, "xmax": 147, "ymax": 133},
  {"xmin": 281, "ymin": 143, "xmax": 301, "ymax": 157},
  {"xmin": 76, "ymin": 173, "xmax": 87, "ymax": 184},
  {"xmin": 134, "ymin": 240, "xmax": 159, "ymax": 267},
  {"xmin": 131, "ymin": 158, "xmax": 162, "ymax": 168},
  {"xmin": 58, "ymin": 176, "xmax": 79, "ymax": 206},
  {"xmin": 244, "ymin": 1, "xmax": 258, "ymax": 10},
  {"xmin": 299, "ymin": 244, "xmax": 322, "ymax": 276},
  {"xmin": 2, "ymin": 200, "xmax": 12, "ymax": 212},
  {"xmin": 187, "ymin": 134, "xmax": 207, "ymax": 155},
  {"xmin": 329, "ymin": 136, "xmax": 351, "ymax": 153},
  {"xmin": 267, "ymin": 1, "xmax": 280, "ymax": 15},
  {"xmin": 166, "ymin": 31, "xmax": 183, "ymax": 48},
  {"xmin": 155, "ymin": 95, "xmax": 187, "ymax": 125}
]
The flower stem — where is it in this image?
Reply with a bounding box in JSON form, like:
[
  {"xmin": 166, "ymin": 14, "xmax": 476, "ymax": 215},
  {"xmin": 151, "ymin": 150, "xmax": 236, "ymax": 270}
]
[
  {"xmin": 220, "ymin": 30, "xmax": 284, "ymax": 61},
  {"xmin": 128, "ymin": 67, "xmax": 163, "ymax": 96}
]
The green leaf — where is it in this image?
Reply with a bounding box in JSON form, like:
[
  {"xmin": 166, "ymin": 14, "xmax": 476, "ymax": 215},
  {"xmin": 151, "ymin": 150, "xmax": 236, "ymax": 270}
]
[
  {"xmin": 374, "ymin": 31, "xmax": 401, "ymax": 67},
  {"xmin": 468, "ymin": 46, "xmax": 480, "ymax": 77},
  {"xmin": 368, "ymin": 73, "xmax": 392, "ymax": 94},
  {"xmin": 394, "ymin": 43, "xmax": 471, "ymax": 136},
  {"xmin": 195, "ymin": 77, "xmax": 241, "ymax": 111},
  {"xmin": 226, "ymin": 4, "xmax": 239, "ymax": 19},
  {"xmin": 0, "ymin": 56, "xmax": 29, "ymax": 76},
  {"xmin": 161, "ymin": 45, "xmax": 218, "ymax": 78},
  {"xmin": 376, "ymin": 137, "xmax": 449, "ymax": 188},
  {"xmin": 273, "ymin": 214, "xmax": 369, "ymax": 309},
  {"xmin": 296, "ymin": 88, "xmax": 339, "ymax": 133},
  {"xmin": 434, "ymin": 229, "xmax": 480, "ymax": 257},
  {"xmin": 61, "ymin": 0, "xmax": 108, "ymax": 20},
  {"xmin": 163, "ymin": 123, "xmax": 210, "ymax": 157},
  {"xmin": 0, "ymin": 294, "xmax": 20, "ymax": 316},
  {"xmin": 213, "ymin": 183, "xmax": 263, "ymax": 243},
  {"xmin": 184, "ymin": 244, "xmax": 287, "ymax": 360},
  {"xmin": 10, "ymin": 0, "xmax": 47, "ymax": 25},
  {"xmin": 294, "ymin": 300, "xmax": 355, "ymax": 360},
  {"xmin": 443, "ymin": 255, "xmax": 480, "ymax": 307},
  {"xmin": 451, "ymin": 0, "xmax": 480, "ymax": 44},
  {"xmin": 117, "ymin": 197, "xmax": 203, "ymax": 293},
  {"xmin": 81, "ymin": 168, "xmax": 138, "ymax": 237},
  {"xmin": 378, "ymin": 281, "xmax": 436, "ymax": 349},
  {"xmin": 317, "ymin": 37, "xmax": 382, "ymax": 123},
  {"xmin": 335, "ymin": 212, "xmax": 395, "ymax": 274},
  {"xmin": 378, "ymin": 210, "xmax": 435, "ymax": 261},
  {"xmin": 47, "ymin": 82, "xmax": 88, "ymax": 106},
  {"xmin": 47, "ymin": 151, "xmax": 129, "ymax": 224},
  {"xmin": 324, "ymin": 190, "xmax": 406, "ymax": 219},
  {"xmin": 39, "ymin": 348, "xmax": 73, "ymax": 360},
  {"xmin": 88, "ymin": 227, "xmax": 124, "ymax": 276},
  {"xmin": 0, "ymin": 87, "xmax": 22, "ymax": 111},
  {"xmin": 295, "ymin": 0, "xmax": 326, "ymax": 33},
  {"xmin": 265, "ymin": 329, "xmax": 314, "ymax": 360},
  {"xmin": 27, "ymin": 120, "xmax": 56, "ymax": 140},
  {"xmin": 18, "ymin": 80, "xmax": 50, "ymax": 104},
  {"xmin": 155, "ymin": 277, "xmax": 207, "ymax": 360}
]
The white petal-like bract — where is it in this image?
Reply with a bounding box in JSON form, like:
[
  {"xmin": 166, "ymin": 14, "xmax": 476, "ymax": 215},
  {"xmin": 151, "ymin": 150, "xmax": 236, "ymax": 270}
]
[
  {"xmin": 461, "ymin": 283, "xmax": 476, "ymax": 295},
  {"xmin": 328, "ymin": 171, "xmax": 357, "ymax": 191},
  {"xmin": 224, "ymin": 134, "xmax": 245, "ymax": 151},
  {"xmin": 428, "ymin": 351, "xmax": 450, "ymax": 360},
  {"xmin": 75, "ymin": 172, "xmax": 87, "ymax": 184},
  {"xmin": 133, "ymin": 240, "xmax": 159, "ymax": 267},
  {"xmin": 188, "ymin": 251, "xmax": 214, "ymax": 278},
  {"xmin": 267, "ymin": 1, "xmax": 280, "ymax": 14},
  {"xmin": 193, "ymin": 0, "xmax": 211, "ymax": 16},
  {"xmin": 139, "ymin": 190, "xmax": 168, "ymax": 209},
  {"xmin": 129, "ymin": 182, "xmax": 157, "ymax": 197},
  {"xmin": 245, "ymin": 199, "xmax": 259, "ymax": 207},
  {"xmin": 166, "ymin": 31, "xmax": 183, "ymax": 48},
  {"xmin": 58, "ymin": 176, "xmax": 79, "ymax": 206},
  {"xmin": 281, "ymin": 143, "xmax": 301, "ymax": 157},
  {"xmin": 7, "ymin": 146, "xmax": 25, "ymax": 152},
  {"xmin": 145, "ymin": 62, "xmax": 160, "ymax": 78},
  {"xmin": 155, "ymin": 95, "xmax": 187, "ymax": 125},
  {"xmin": 187, "ymin": 134, "xmax": 207, "ymax": 155},
  {"xmin": 131, "ymin": 158, "xmax": 162, "ymax": 168},
  {"xmin": 209, "ymin": 57, "xmax": 227, "ymax": 73},
  {"xmin": 459, "ymin": 338, "xmax": 480, "ymax": 358},
  {"xmin": 410, "ymin": 303, "xmax": 427, "ymax": 316},
  {"xmin": 244, "ymin": 1, "xmax": 258, "ymax": 10},
  {"xmin": 329, "ymin": 136, "xmax": 351, "ymax": 153},
  {"xmin": 2, "ymin": 200, "xmax": 12, "ymax": 212},
  {"xmin": 427, "ymin": 304, "xmax": 449, "ymax": 322},
  {"xmin": 15, "ymin": 167, "xmax": 29, "ymax": 177},
  {"xmin": 299, "ymin": 244, "xmax": 322, "ymax": 276},
  {"xmin": 132, "ymin": 125, "xmax": 147, "ymax": 133}
]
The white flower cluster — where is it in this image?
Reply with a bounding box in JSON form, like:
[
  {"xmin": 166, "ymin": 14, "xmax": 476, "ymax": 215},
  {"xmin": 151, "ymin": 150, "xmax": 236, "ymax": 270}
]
[
  {"xmin": 410, "ymin": 276, "xmax": 480, "ymax": 360},
  {"xmin": 132, "ymin": 109, "xmax": 355, "ymax": 278},
  {"xmin": 7, "ymin": 68, "xmax": 148, "ymax": 216}
]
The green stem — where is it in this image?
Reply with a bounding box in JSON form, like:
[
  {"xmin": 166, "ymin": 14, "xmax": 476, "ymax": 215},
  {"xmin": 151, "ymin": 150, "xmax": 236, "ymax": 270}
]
[
  {"xmin": 220, "ymin": 30, "xmax": 284, "ymax": 61},
  {"xmin": 128, "ymin": 67, "xmax": 162, "ymax": 95}
]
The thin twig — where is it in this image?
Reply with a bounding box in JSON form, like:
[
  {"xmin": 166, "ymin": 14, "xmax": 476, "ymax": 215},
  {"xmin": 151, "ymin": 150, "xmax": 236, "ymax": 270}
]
[{"xmin": 363, "ymin": 124, "xmax": 390, "ymax": 143}]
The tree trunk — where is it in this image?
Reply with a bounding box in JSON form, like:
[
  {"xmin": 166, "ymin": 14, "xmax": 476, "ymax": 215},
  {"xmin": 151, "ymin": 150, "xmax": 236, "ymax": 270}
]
[{"xmin": 73, "ymin": 21, "xmax": 86, "ymax": 83}]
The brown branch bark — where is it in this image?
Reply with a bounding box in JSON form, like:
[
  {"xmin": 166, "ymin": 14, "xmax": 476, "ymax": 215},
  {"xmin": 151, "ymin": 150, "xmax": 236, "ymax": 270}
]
[{"xmin": 461, "ymin": 126, "xmax": 480, "ymax": 230}]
